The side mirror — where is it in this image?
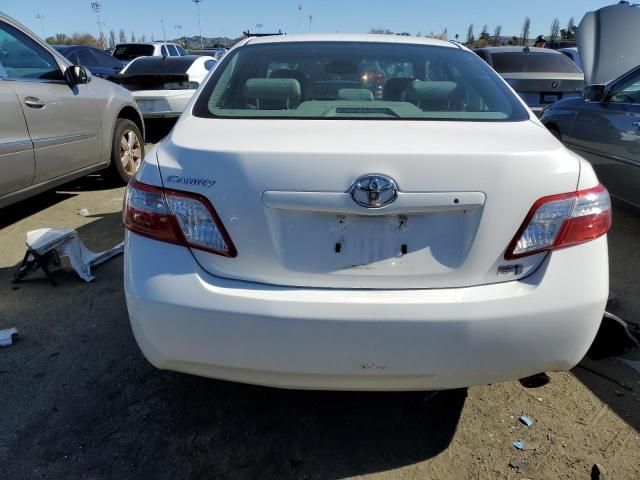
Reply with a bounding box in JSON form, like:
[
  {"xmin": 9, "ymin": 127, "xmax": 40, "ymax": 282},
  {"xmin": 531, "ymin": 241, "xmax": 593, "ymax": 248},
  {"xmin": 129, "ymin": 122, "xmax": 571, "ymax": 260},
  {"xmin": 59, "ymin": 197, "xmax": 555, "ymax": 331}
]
[
  {"xmin": 64, "ymin": 65, "xmax": 91, "ymax": 86},
  {"xmin": 583, "ymin": 84, "xmax": 606, "ymax": 102}
]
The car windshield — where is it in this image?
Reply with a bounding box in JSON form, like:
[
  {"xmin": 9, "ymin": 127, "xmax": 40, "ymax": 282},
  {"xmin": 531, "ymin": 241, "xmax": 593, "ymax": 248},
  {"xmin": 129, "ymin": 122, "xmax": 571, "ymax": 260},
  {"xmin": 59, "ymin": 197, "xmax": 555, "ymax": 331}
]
[
  {"xmin": 113, "ymin": 44, "xmax": 155, "ymax": 61},
  {"xmin": 123, "ymin": 56, "xmax": 195, "ymax": 74},
  {"xmin": 194, "ymin": 41, "xmax": 529, "ymax": 121},
  {"xmin": 491, "ymin": 52, "xmax": 582, "ymax": 74}
]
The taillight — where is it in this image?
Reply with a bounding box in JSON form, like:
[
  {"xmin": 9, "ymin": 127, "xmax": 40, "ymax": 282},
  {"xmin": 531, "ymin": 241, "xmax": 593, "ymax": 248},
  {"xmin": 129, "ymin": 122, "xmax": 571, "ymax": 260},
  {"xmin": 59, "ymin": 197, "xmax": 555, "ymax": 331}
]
[
  {"xmin": 124, "ymin": 179, "xmax": 237, "ymax": 257},
  {"xmin": 505, "ymin": 184, "xmax": 611, "ymax": 260}
]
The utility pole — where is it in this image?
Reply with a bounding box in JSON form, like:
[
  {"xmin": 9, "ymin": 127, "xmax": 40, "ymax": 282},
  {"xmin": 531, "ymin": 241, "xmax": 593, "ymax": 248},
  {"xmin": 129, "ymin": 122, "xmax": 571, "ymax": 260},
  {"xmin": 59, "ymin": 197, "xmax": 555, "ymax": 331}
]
[
  {"xmin": 35, "ymin": 13, "xmax": 45, "ymax": 39},
  {"xmin": 192, "ymin": 0, "xmax": 204, "ymax": 49},
  {"xmin": 175, "ymin": 24, "xmax": 183, "ymax": 47},
  {"xmin": 90, "ymin": 2, "xmax": 105, "ymax": 48},
  {"xmin": 161, "ymin": 19, "xmax": 167, "ymax": 43},
  {"xmin": 309, "ymin": 14, "xmax": 313, "ymax": 32},
  {"xmin": 298, "ymin": 4, "xmax": 303, "ymax": 33}
]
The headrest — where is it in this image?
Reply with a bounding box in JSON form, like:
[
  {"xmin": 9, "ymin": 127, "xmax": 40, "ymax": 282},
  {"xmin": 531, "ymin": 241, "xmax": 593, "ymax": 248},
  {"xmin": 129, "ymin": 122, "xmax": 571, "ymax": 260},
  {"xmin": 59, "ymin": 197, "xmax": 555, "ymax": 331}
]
[
  {"xmin": 407, "ymin": 81, "xmax": 457, "ymax": 102},
  {"xmin": 243, "ymin": 78, "xmax": 302, "ymax": 102},
  {"xmin": 337, "ymin": 88, "xmax": 374, "ymax": 101}
]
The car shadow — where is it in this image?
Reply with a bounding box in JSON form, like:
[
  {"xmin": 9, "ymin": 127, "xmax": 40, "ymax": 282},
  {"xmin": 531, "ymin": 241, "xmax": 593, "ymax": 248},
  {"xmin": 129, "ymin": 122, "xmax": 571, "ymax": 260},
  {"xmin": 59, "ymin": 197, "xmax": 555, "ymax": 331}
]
[{"xmin": 0, "ymin": 190, "xmax": 76, "ymax": 229}]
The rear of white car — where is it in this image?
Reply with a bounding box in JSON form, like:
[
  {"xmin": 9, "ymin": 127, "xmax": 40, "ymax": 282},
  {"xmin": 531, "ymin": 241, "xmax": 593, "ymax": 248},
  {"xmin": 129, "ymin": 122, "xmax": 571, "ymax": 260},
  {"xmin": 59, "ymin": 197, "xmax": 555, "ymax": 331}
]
[
  {"xmin": 114, "ymin": 56, "xmax": 216, "ymax": 118},
  {"xmin": 124, "ymin": 35, "xmax": 610, "ymax": 391}
]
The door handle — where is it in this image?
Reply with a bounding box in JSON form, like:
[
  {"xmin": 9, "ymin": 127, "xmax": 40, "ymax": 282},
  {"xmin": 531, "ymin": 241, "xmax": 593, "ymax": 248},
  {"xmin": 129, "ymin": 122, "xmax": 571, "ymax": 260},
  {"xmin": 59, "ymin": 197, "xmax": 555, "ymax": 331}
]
[{"xmin": 24, "ymin": 96, "xmax": 46, "ymax": 109}]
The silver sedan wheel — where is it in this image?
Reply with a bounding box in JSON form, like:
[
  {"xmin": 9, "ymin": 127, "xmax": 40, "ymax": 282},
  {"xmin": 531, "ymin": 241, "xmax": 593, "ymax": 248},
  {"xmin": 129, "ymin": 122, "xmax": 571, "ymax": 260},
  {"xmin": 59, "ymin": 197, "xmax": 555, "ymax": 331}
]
[{"xmin": 119, "ymin": 129, "xmax": 142, "ymax": 176}]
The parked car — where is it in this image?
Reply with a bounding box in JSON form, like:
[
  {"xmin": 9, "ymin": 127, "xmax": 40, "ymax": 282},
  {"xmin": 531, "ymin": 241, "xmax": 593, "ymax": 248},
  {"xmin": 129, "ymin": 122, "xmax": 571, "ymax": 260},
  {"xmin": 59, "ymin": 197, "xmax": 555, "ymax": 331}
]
[
  {"xmin": 112, "ymin": 42, "xmax": 187, "ymax": 65},
  {"xmin": 558, "ymin": 47, "xmax": 582, "ymax": 71},
  {"xmin": 124, "ymin": 34, "xmax": 610, "ymax": 391},
  {"xmin": 541, "ymin": 3, "xmax": 640, "ymax": 208},
  {"xmin": 474, "ymin": 46, "xmax": 584, "ymax": 115},
  {"xmin": 0, "ymin": 12, "xmax": 145, "ymax": 208},
  {"xmin": 53, "ymin": 44, "xmax": 124, "ymax": 78},
  {"xmin": 188, "ymin": 48, "xmax": 227, "ymax": 60},
  {"xmin": 112, "ymin": 55, "xmax": 217, "ymax": 118}
]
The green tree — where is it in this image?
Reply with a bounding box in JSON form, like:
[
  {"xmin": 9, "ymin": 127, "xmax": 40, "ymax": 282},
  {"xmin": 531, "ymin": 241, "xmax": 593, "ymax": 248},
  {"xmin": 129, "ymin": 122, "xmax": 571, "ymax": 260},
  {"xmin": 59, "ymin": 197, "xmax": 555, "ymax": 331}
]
[
  {"xmin": 520, "ymin": 17, "xmax": 531, "ymax": 46},
  {"xmin": 550, "ymin": 18, "xmax": 560, "ymax": 43},
  {"xmin": 478, "ymin": 25, "xmax": 490, "ymax": 47},
  {"xmin": 560, "ymin": 17, "xmax": 577, "ymax": 40},
  {"xmin": 465, "ymin": 24, "xmax": 475, "ymax": 47},
  {"xmin": 493, "ymin": 25, "xmax": 502, "ymax": 46}
]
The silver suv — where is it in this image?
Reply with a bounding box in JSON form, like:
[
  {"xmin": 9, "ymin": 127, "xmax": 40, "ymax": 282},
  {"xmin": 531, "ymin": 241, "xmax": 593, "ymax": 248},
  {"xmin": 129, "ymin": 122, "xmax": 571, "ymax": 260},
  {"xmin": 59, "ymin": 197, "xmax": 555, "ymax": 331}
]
[{"xmin": 0, "ymin": 12, "xmax": 145, "ymax": 209}]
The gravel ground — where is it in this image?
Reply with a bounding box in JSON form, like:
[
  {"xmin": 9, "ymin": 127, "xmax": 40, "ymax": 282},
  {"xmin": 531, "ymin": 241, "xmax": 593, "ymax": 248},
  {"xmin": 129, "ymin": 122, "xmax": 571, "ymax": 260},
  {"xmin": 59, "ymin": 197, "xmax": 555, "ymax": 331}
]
[{"xmin": 1, "ymin": 142, "xmax": 639, "ymax": 479}]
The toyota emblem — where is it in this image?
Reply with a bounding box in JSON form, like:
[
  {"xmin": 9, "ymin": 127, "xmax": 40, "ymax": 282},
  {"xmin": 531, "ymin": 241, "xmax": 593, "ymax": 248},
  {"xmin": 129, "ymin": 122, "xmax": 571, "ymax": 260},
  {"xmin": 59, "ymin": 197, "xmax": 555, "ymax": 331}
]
[{"xmin": 349, "ymin": 174, "xmax": 398, "ymax": 208}]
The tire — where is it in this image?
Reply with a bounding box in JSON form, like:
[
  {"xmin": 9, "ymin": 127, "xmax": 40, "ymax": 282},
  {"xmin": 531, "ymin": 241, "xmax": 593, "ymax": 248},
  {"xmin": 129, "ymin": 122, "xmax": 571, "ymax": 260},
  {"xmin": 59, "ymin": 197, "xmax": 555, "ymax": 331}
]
[{"xmin": 107, "ymin": 118, "xmax": 144, "ymax": 184}]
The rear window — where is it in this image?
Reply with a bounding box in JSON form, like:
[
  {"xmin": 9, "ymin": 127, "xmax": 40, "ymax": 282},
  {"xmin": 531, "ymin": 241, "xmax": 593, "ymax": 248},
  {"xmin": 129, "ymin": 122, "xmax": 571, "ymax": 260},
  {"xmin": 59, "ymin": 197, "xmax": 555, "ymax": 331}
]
[
  {"xmin": 491, "ymin": 52, "xmax": 582, "ymax": 74},
  {"xmin": 124, "ymin": 57, "xmax": 195, "ymax": 74},
  {"xmin": 113, "ymin": 44, "xmax": 155, "ymax": 61},
  {"xmin": 193, "ymin": 41, "xmax": 529, "ymax": 121}
]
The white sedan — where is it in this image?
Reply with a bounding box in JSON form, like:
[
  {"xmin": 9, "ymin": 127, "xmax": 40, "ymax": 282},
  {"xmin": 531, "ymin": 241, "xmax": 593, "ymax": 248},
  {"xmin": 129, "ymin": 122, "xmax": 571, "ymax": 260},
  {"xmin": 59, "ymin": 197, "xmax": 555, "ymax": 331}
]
[
  {"xmin": 114, "ymin": 55, "xmax": 217, "ymax": 118},
  {"xmin": 124, "ymin": 34, "xmax": 611, "ymax": 391}
]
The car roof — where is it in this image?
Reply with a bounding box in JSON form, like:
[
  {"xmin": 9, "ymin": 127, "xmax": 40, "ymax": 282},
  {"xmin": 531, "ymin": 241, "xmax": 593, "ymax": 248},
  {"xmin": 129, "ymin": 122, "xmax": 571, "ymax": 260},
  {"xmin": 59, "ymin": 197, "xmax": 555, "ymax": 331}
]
[
  {"xmin": 244, "ymin": 33, "xmax": 458, "ymax": 49},
  {"xmin": 475, "ymin": 46, "xmax": 562, "ymax": 54},
  {"xmin": 53, "ymin": 45, "xmax": 97, "ymax": 51},
  {"xmin": 115, "ymin": 42, "xmax": 179, "ymax": 46},
  {"xmin": 126, "ymin": 55, "xmax": 203, "ymax": 67}
]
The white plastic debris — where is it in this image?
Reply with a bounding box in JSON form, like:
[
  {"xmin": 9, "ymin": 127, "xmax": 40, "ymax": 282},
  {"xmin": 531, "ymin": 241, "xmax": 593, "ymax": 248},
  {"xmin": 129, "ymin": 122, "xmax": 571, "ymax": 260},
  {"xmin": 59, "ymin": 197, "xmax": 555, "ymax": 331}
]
[
  {"xmin": 24, "ymin": 228, "xmax": 123, "ymax": 282},
  {"xmin": 78, "ymin": 208, "xmax": 91, "ymax": 217},
  {"xmin": 0, "ymin": 328, "xmax": 18, "ymax": 347}
]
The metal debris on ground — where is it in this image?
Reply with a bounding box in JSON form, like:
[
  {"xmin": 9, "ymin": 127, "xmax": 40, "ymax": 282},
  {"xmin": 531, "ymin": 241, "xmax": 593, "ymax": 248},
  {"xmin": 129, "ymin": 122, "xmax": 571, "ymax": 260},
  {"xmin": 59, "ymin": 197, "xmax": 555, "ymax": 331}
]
[
  {"xmin": 519, "ymin": 415, "xmax": 534, "ymax": 427},
  {"xmin": 0, "ymin": 328, "xmax": 18, "ymax": 347},
  {"xmin": 512, "ymin": 439, "xmax": 538, "ymax": 451},
  {"xmin": 12, "ymin": 228, "xmax": 124, "ymax": 284}
]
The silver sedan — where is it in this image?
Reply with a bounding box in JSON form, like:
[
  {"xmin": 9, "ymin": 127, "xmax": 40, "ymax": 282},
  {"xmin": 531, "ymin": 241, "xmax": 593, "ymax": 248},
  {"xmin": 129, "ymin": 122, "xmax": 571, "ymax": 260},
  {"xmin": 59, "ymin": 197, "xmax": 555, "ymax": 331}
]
[{"xmin": 0, "ymin": 12, "xmax": 145, "ymax": 209}]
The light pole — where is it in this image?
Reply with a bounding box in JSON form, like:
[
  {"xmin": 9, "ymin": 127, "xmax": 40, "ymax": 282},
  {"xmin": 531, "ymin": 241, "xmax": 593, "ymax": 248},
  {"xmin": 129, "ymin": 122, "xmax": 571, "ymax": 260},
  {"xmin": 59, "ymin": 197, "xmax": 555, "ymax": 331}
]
[
  {"xmin": 255, "ymin": 23, "xmax": 263, "ymax": 34},
  {"xmin": 35, "ymin": 14, "xmax": 45, "ymax": 39},
  {"xmin": 90, "ymin": 2, "xmax": 105, "ymax": 48},
  {"xmin": 161, "ymin": 19, "xmax": 167, "ymax": 43},
  {"xmin": 298, "ymin": 4, "xmax": 303, "ymax": 33},
  {"xmin": 192, "ymin": 0, "xmax": 204, "ymax": 49},
  {"xmin": 308, "ymin": 14, "xmax": 313, "ymax": 33},
  {"xmin": 175, "ymin": 24, "xmax": 183, "ymax": 47}
]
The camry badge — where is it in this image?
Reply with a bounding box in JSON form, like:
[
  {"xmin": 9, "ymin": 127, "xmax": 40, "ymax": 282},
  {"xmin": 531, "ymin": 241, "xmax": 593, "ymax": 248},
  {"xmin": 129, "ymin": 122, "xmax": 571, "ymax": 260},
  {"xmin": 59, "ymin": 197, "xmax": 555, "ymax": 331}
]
[
  {"xmin": 166, "ymin": 175, "xmax": 216, "ymax": 189},
  {"xmin": 349, "ymin": 174, "xmax": 398, "ymax": 208}
]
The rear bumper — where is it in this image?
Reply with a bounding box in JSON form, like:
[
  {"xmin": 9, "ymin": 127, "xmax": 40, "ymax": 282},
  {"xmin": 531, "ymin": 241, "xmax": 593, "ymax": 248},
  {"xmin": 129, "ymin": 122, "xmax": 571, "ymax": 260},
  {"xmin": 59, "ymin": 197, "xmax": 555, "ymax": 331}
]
[{"xmin": 125, "ymin": 233, "xmax": 608, "ymax": 391}]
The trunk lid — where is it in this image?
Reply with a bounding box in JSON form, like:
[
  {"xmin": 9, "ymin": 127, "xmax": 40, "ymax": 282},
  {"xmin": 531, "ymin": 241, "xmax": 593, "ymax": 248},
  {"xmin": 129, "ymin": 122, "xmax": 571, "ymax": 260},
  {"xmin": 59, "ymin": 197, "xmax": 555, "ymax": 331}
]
[
  {"xmin": 157, "ymin": 118, "xmax": 580, "ymax": 289},
  {"xmin": 502, "ymin": 73, "xmax": 584, "ymax": 109},
  {"xmin": 578, "ymin": 3, "xmax": 640, "ymax": 86}
]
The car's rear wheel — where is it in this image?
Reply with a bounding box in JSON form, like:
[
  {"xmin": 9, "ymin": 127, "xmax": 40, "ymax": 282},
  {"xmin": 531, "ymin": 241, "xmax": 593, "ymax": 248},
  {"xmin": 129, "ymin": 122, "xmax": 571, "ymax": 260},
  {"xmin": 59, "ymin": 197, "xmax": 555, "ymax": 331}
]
[{"xmin": 108, "ymin": 118, "xmax": 144, "ymax": 183}]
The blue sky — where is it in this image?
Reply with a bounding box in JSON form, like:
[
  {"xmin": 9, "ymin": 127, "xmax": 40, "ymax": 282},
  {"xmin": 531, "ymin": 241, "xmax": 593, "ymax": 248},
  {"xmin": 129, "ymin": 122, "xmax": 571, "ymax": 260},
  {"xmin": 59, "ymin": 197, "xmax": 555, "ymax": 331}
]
[{"xmin": 2, "ymin": 0, "xmax": 614, "ymax": 41}]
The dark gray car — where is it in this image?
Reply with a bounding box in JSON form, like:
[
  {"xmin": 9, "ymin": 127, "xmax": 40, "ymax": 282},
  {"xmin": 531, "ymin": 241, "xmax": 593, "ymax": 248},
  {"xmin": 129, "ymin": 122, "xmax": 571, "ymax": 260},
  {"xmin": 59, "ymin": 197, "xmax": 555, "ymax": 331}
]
[
  {"xmin": 474, "ymin": 46, "xmax": 584, "ymax": 115},
  {"xmin": 540, "ymin": 66, "xmax": 640, "ymax": 208},
  {"xmin": 0, "ymin": 12, "xmax": 145, "ymax": 209}
]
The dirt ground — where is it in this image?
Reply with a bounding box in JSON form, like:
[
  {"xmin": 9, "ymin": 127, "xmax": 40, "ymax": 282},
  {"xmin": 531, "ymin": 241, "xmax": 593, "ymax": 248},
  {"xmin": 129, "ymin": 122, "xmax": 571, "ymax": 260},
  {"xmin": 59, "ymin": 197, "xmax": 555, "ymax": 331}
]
[{"xmin": 1, "ymin": 142, "xmax": 639, "ymax": 479}]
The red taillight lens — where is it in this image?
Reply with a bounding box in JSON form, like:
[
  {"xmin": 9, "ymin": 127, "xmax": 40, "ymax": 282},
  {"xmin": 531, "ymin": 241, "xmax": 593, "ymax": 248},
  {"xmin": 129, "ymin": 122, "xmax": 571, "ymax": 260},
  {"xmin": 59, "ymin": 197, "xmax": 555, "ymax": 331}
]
[
  {"xmin": 505, "ymin": 184, "xmax": 611, "ymax": 260},
  {"xmin": 124, "ymin": 179, "xmax": 237, "ymax": 257}
]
